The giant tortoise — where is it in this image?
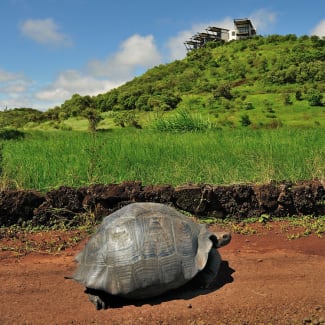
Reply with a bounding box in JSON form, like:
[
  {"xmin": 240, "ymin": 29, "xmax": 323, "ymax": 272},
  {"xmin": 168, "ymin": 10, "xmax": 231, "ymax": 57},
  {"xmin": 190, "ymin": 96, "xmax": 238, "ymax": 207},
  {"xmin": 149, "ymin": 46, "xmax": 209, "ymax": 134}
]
[{"xmin": 70, "ymin": 202, "xmax": 231, "ymax": 309}]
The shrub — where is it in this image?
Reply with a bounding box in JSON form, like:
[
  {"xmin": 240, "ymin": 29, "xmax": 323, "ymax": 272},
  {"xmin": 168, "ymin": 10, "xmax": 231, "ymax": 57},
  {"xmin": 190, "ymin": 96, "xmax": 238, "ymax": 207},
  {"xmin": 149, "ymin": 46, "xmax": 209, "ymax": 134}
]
[
  {"xmin": 295, "ymin": 90, "xmax": 303, "ymax": 101},
  {"xmin": 0, "ymin": 129, "xmax": 25, "ymax": 140},
  {"xmin": 306, "ymin": 89, "xmax": 323, "ymax": 106},
  {"xmin": 244, "ymin": 102, "xmax": 254, "ymax": 110},
  {"xmin": 153, "ymin": 110, "xmax": 212, "ymax": 132},
  {"xmin": 263, "ymin": 100, "xmax": 274, "ymax": 112},
  {"xmin": 113, "ymin": 111, "xmax": 141, "ymax": 128},
  {"xmin": 266, "ymin": 119, "xmax": 283, "ymax": 129},
  {"xmin": 240, "ymin": 114, "xmax": 251, "ymax": 127},
  {"xmin": 59, "ymin": 123, "xmax": 73, "ymax": 131},
  {"xmin": 0, "ymin": 142, "xmax": 3, "ymax": 177},
  {"xmin": 282, "ymin": 93, "xmax": 292, "ymax": 105},
  {"xmin": 213, "ymin": 83, "xmax": 233, "ymax": 100}
]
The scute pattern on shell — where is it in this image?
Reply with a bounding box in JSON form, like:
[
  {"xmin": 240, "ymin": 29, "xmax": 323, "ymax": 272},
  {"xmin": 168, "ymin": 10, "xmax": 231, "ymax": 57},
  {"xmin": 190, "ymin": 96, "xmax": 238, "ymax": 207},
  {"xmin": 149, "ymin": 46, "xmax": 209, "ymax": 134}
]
[{"xmin": 73, "ymin": 203, "xmax": 213, "ymax": 299}]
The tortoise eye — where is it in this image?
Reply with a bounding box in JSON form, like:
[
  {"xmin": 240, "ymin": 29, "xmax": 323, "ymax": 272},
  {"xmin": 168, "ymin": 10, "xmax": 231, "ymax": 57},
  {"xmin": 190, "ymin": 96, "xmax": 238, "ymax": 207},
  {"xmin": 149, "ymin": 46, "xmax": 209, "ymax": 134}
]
[{"xmin": 222, "ymin": 233, "xmax": 231, "ymax": 244}]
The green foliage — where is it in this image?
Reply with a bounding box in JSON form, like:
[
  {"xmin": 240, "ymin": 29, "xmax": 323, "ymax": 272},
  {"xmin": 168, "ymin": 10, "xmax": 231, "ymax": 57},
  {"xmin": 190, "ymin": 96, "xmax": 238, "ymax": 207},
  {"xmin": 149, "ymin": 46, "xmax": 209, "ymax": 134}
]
[
  {"xmin": 82, "ymin": 133, "xmax": 104, "ymax": 184},
  {"xmin": 282, "ymin": 93, "xmax": 292, "ymax": 105},
  {"xmin": 112, "ymin": 111, "xmax": 141, "ymax": 128},
  {"xmin": 295, "ymin": 90, "xmax": 302, "ymax": 101},
  {"xmin": 213, "ymin": 83, "xmax": 233, "ymax": 100},
  {"xmin": 152, "ymin": 110, "xmax": 212, "ymax": 132},
  {"xmin": 0, "ymin": 129, "xmax": 25, "ymax": 140},
  {"xmin": 0, "ymin": 108, "xmax": 45, "ymax": 128},
  {"xmin": 2, "ymin": 35, "xmax": 324, "ymax": 131},
  {"xmin": 285, "ymin": 216, "xmax": 325, "ymax": 239},
  {"xmin": 243, "ymin": 102, "xmax": 254, "ymax": 110},
  {"xmin": 60, "ymin": 94, "xmax": 94, "ymax": 118},
  {"xmin": 1, "ymin": 128, "xmax": 324, "ymax": 190},
  {"xmin": 240, "ymin": 114, "xmax": 251, "ymax": 127},
  {"xmin": 81, "ymin": 107, "xmax": 103, "ymax": 132},
  {"xmin": 0, "ymin": 142, "xmax": 3, "ymax": 177},
  {"xmin": 32, "ymin": 34, "xmax": 322, "ymax": 125},
  {"xmin": 306, "ymin": 89, "xmax": 323, "ymax": 106},
  {"xmin": 258, "ymin": 214, "xmax": 272, "ymax": 224}
]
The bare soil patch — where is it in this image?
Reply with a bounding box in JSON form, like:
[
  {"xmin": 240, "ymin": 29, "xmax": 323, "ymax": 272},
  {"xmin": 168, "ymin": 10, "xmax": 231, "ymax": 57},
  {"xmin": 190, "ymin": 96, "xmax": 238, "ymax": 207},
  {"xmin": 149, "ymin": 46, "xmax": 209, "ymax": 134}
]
[{"xmin": 0, "ymin": 222, "xmax": 324, "ymax": 325}]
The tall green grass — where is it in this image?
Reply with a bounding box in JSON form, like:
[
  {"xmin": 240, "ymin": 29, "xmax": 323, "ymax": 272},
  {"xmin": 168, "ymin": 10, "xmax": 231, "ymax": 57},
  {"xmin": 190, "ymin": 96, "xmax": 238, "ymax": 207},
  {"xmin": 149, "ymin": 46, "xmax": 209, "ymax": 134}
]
[
  {"xmin": 1, "ymin": 128, "xmax": 324, "ymax": 191},
  {"xmin": 152, "ymin": 110, "xmax": 213, "ymax": 132}
]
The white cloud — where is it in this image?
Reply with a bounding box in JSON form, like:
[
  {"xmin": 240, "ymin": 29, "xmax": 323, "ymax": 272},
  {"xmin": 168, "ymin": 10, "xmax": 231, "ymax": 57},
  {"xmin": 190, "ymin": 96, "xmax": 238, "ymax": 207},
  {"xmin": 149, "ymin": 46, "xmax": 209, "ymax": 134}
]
[
  {"xmin": 249, "ymin": 9, "xmax": 277, "ymax": 34},
  {"xmin": 35, "ymin": 70, "xmax": 122, "ymax": 102},
  {"xmin": 0, "ymin": 82, "xmax": 28, "ymax": 94},
  {"xmin": 39, "ymin": 34, "xmax": 162, "ymax": 105},
  {"xmin": 311, "ymin": 19, "xmax": 325, "ymax": 36},
  {"xmin": 20, "ymin": 18, "xmax": 72, "ymax": 47},
  {"xmin": 0, "ymin": 68, "xmax": 32, "ymax": 109},
  {"xmin": 0, "ymin": 68, "xmax": 22, "ymax": 82},
  {"xmin": 1, "ymin": 10, "xmax": 280, "ymax": 111},
  {"xmin": 1, "ymin": 34, "xmax": 162, "ymax": 110},
  {"xmin": 88, "ymin": 34, "xmax": 162, "ymax": 79},
  {"xmin": 0, "ymin": 75, "xmax": 30, "ymax": 94}
]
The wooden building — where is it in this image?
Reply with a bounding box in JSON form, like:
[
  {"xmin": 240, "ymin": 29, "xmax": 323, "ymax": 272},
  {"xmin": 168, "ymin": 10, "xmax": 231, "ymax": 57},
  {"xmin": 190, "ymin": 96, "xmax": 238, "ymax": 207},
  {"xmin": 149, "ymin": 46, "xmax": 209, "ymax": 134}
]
[
  {"xmin": 184, "ymin": 18, "xmax": 257, "ymax": 51},
  {"xmin": 233, "ymin": 18, "xmax": 257, "ymax": 39}
]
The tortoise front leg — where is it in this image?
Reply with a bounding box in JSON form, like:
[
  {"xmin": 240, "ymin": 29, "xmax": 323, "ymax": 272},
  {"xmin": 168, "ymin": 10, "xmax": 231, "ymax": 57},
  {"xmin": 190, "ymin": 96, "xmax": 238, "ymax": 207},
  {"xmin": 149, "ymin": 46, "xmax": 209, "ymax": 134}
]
[
  {"xmin": 195, "ymin": 249, "xmax": 222, "ymax": 288},
  {"xmin": 85, "ymin": 288, "xmax": 110, "ymax": 310}
]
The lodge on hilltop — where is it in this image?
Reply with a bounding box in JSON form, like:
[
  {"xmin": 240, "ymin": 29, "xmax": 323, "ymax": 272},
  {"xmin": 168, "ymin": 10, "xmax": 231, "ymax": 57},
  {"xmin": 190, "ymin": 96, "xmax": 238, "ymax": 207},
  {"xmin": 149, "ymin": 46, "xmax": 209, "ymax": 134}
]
[{"xmin": 184, "ymin": 18, "xmax": 256, "ymax": 51}]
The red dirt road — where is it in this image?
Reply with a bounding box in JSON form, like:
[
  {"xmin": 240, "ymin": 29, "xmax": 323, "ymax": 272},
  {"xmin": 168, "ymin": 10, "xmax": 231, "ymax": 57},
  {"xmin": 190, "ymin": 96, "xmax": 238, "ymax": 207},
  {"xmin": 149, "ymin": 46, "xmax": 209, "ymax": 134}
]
[{"xmin": 1, "ymin": 223, "xmax": 325, "ymax": 325}]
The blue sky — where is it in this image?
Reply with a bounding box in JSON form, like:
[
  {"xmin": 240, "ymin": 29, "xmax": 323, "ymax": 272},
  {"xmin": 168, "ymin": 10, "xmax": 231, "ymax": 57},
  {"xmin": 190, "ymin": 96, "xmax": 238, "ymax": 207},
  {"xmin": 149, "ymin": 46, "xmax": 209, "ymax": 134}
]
[{"xmin": 0, "ymin": 0, "xmax": 324, "ymax": 111}]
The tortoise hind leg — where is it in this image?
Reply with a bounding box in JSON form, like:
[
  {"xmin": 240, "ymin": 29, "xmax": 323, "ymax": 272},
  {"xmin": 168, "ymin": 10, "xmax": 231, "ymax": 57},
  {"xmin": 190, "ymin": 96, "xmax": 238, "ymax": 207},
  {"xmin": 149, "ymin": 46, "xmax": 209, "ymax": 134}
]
[{"xmin": 85, "ymin": 288, "xmax": 111, "ymax": 310}]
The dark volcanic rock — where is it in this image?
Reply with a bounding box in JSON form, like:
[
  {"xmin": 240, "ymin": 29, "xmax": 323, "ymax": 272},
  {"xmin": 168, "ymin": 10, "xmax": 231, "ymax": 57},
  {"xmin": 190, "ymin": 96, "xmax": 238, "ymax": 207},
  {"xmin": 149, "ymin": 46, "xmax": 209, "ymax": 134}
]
[
  {"xmin": 82, "ymin": 181, "xmax": 143, "ymax": 218},
  {"xmin": 0, "ymin": 190, "xmax": 45, "ymax": 226},
  {"xmin": 140, "ymin": 184, "xmax": 174, "ymax": 203},
  {"xmin": 292, "ymin": 180, "xmax": 325, "ymax": 216},
  {"xmin": 210, "ymin": 185, "xmax": 261, "ymax": 219},
  {"xmin": 33, "ymin": 186, "xmax": 85, "ymax": 226},
  {"xmin": 173, "ymin": 184, "xmax": 203, "ymax": 214},
  {"xmin": 254, "ymin": 183, "xmax": 280, "ymax": 213},
  {"xmin": 0, "ymin": 180, "xmax": 323, "ymax": 226},
  {"xmin": 275, "ymin": 183, "xmax": 296, "ymax": 217}
]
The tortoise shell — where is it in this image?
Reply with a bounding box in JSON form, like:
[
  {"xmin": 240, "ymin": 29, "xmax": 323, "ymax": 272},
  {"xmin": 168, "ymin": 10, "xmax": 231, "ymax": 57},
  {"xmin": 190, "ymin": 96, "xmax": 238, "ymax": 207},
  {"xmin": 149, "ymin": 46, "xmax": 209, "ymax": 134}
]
[{"xmin": 72, "ymin": 202, "xmax": 230, "ymax": 300}]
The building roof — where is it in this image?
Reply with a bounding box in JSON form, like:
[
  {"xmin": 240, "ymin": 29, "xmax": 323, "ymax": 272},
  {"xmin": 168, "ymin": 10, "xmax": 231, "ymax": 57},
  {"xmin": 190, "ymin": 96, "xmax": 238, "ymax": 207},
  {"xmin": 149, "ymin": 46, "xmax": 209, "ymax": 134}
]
[{"xmin": 234, "ymin": 18, "xmax": 256, "ymax": 32}]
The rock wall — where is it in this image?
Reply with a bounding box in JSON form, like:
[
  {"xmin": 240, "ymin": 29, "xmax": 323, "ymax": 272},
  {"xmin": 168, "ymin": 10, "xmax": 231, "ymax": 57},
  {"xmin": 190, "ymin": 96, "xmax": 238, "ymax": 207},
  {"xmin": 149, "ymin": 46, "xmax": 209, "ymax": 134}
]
[{"xmin": 0, "ymin": 180, "xmax": 324, "ymax": 226}]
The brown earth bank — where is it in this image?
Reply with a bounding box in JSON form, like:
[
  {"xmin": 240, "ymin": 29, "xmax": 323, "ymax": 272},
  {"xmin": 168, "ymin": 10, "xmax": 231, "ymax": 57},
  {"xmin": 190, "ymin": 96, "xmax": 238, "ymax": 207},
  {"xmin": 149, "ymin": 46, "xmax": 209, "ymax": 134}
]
[
  {"xmin": 0, "ymin": 180, "xmax": 324, "ymax": 226},
  {"xmin": 1, "ymin": 222, "xmax": 324, "ymax": 325}
]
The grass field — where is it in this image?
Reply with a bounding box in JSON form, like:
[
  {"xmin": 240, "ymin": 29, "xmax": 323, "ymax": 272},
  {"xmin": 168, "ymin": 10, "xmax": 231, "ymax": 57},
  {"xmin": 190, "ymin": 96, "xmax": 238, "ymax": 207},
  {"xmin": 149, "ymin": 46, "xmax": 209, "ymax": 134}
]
[{"xmin": 1, "ymin": 127, "xmax": 324, "ymax": 192}]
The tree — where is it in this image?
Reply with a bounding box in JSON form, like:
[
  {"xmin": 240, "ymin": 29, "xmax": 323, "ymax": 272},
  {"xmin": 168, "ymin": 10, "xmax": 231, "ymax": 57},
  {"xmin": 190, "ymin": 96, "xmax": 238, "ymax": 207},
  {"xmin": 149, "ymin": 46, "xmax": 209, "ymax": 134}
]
[
  {"xmin": 240, "ymin": 114, "xmax": 251, "ymax": 127},
  {"xmin": 112, "ymin": 111, "xmax": 141, "ymax": 128},
  {"xmin": 60, "ymin": 94, "xmax": 93, "ymax": 118},
  {"xmin": 306, "ymin": 89, "xmax": 323, "ymax": 106},
  {"xmin": 213, "ymin": 83, "xmax": 233, "ymax": 100},
  {"xmin": 136, "ymin": 94, "xmax": 151, "ymax": 111},
  {"xmin": 81, "ymin": 108, "xmax": 103, "ymax": 132},
  {"xmin": 103, "ymin": 89, "xmax": 119, "ymax": 111}
]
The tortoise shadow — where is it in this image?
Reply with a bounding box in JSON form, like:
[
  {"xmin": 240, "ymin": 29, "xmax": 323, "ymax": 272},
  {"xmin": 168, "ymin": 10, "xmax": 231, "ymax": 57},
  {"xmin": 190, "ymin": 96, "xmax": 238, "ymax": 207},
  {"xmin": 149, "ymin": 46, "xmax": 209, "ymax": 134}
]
[{"xmin": 92, "ymin": 261, "xmax": 235, "ymax": 309}]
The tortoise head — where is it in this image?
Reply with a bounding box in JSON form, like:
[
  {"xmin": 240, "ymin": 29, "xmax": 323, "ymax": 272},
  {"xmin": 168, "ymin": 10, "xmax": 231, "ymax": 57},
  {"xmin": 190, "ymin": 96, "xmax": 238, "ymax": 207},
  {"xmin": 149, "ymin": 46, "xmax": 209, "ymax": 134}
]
[
  {"xmin": 195, "ymin": 228, "xmax": 231, "ymax": 287},
  {"xmin": 210, "ymin": 231, "xmax": 231, "ymax": 248},
  {"xmin": 196, "ymin": 228, "xmax": 231, "ymax": 270}
]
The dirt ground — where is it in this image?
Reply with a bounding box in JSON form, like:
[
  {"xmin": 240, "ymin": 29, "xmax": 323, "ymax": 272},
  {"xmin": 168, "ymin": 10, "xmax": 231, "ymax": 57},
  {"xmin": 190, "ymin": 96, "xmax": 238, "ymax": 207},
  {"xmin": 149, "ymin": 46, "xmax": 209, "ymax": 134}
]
[{"xmin": 1, "ymin": 222, "xmax": 324, "ymax": 325}]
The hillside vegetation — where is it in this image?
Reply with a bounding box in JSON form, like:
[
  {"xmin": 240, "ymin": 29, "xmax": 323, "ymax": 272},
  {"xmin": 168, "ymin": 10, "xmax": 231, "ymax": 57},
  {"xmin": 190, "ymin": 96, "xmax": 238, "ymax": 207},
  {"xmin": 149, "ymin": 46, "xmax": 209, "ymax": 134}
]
[
  {"xmin": 1, "ymin": 34, "xmax": 324, "ymax": 131},
  {"xmin": 0, "ymin": 35, "xmax": 324, "ymax": 190},
  {"xmin": 1, "ymin": 128, "xmax": 323, "ymax": 190}
]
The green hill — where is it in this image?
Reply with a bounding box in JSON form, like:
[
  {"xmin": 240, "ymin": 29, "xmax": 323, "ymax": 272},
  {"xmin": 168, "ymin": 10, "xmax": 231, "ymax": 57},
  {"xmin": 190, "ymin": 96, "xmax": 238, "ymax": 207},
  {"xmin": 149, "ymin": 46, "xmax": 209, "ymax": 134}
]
[{"xmin": 1, "ymin": 34, "xmax": 325, "ymax": 130}]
